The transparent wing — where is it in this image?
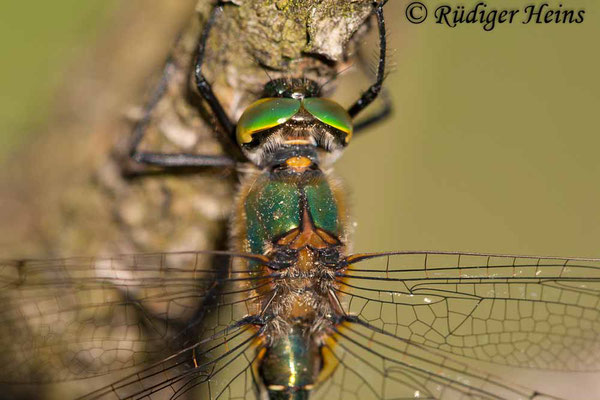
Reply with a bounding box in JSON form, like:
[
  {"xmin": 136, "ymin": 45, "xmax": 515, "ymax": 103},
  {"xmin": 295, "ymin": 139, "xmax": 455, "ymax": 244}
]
[
  {"xmin": 78, "ymin": 321, "xmax": 262, "ymax": 400},
  {"xmin": 4, "ymin": 250, "xmax": 600, "ymax": 400},
  {"xmin": 0, "ymin": 251, "xmax": 270, "ymax": 389},
  {"xmin": 337, "ymin": 252, "xmax": 600, "ymax": 371},
  {"xmin": 314, "ymin": 320, "xmax": 560, "ymax": 400}
]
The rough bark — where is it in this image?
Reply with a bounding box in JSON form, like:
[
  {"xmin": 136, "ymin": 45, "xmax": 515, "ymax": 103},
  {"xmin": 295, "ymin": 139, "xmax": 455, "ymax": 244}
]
[{"xmin": 0, "ymin": 1, "xmax": 375, "ymax": 398}]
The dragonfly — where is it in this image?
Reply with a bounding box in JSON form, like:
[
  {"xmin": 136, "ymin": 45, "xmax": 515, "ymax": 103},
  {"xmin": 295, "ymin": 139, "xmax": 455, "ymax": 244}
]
[{"xmin": 2, "ymin": 1, "xmax": 600, "ymax": 399}]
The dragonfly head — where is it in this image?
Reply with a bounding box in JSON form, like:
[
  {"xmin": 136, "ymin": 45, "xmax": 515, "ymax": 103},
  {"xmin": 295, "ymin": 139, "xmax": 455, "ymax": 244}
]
[{"xmin": 236, "ymin": 78, "xmax": 353, "ymax": 168}]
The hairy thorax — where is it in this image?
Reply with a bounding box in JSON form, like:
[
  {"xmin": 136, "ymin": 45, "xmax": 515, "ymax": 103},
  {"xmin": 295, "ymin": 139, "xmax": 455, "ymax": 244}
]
[{"xmin": 263, "ymin": 248, "xmax": 340, "ymax": 341}]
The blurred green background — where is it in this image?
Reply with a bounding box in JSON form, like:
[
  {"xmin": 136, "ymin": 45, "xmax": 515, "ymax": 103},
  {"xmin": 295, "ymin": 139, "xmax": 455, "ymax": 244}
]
[
  {"xmin": 0, "ymin": 0, "xmax": 114, "ymax": 153},
  {"xmin": 340, "ymin": 0, "xmax": 600, "ymax": 259}
]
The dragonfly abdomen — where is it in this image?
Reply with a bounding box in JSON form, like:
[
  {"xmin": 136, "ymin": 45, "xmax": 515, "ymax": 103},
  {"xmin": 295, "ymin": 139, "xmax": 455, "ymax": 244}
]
[{"xmin": 258, "ymin": 325, "xmax": 321, "ymax": 400}]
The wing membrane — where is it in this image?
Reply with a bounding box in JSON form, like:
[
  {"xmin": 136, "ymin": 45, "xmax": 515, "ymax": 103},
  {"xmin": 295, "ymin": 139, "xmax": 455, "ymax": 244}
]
[
  {"xmin": 0, "ymin": 251, "xmax": 269, "ymax": 384},
  {"xmin": 78, "ymin": 322, "xmax": 261, "ymax": 400},
  {"xmin": 315, "ymin": 320, "xmax": 559, "ymax": 400},
  {"xmin": 338, "ymin": 252, "xmax": 600, "ymax": 371},
  {"xmin": 2, "ymin": 250, "xmax": 600, "ymax": 399}
]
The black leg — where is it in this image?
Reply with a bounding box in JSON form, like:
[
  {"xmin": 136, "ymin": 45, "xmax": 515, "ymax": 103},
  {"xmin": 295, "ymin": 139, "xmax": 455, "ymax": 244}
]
[
  {"xmin": 347, "ymin": 0, "xmax": 388, "ymax": 119},
  {"xmin": 194, "ymin": 4, "xmax": 237, "ymax": 146},
  {"xmin": 127, "ymin": 55, "xmax": 235, "ymax": 169},
  {"xmin": 132, "ymin": 152, "xmax": 236, "ymax": 168},
  {"xmin": 352, "ymin": 12, "xmax": 392, "ymax": 136},
  {"xmin": 128, "ymin": 5, "xmax": 238, "ymax": 169},
  {"xmin": 352, "ymin": 89, "xmax": 392, "ymax": 134},
  {"xmin": 127, "ymin": 54, "xmax": 170, "ymax": 160}
]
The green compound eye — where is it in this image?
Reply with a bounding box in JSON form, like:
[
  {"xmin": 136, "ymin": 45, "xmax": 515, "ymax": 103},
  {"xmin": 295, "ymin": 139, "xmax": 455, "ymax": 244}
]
[
  {"xmin": 236, "ymin": 98, "xmax": 301, "ymax": 145},
  {"xmin": 303, "ymin": 98, "xmax": 353, "ymax": 143}
]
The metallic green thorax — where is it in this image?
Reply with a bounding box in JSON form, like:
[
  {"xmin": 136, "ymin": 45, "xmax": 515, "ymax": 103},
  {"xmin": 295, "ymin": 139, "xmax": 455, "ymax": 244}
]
[
  {"xmin": 259, "ymin": 326, "xmax": 321, "ymax": 400},
  {"xmin": 304, "ymin": 181, "xmax": 339, "ymax": 235},
  {"xmin": 245, "ymin": 170, "xmax": 340, "ymax": 256}
]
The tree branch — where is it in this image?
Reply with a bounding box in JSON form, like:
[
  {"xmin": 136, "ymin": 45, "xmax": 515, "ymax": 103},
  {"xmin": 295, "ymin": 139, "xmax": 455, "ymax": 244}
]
[
  {"xmin": 0, "ymin": 0, "xmax": 375, "ymax": 260},
  {"xmin": 0, "ymin": 1, "xmax": 377, "ymax": 396}
]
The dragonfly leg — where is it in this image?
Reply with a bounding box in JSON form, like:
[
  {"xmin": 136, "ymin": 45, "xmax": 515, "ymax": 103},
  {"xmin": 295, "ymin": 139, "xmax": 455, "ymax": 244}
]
[
  {"xmin": 351, "ymin": 88, "xmax": 392, "ymax": 134},
  {"xmin": 127, "ymin": 5, "xmax": 239, "ymax": 170},
  {"xmin": 347, "ymin": 1, "xmax": 388, "ymax": 120},
  {"xmin": 194, "ymin": 4, "xmax": 238, "ymax": 150}
]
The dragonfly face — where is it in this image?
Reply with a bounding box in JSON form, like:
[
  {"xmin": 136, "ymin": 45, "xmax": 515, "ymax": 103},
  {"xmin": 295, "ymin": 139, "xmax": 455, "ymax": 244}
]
[{"xmin": 235, "ymin": 78, "xmax": 352, "ymax": 168}]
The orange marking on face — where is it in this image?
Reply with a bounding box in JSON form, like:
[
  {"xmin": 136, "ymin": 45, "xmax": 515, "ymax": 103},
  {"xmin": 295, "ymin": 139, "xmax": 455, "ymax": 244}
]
[{"xmin": 285, "ymin": 156, "xmax": 313, "ymax": 171}]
